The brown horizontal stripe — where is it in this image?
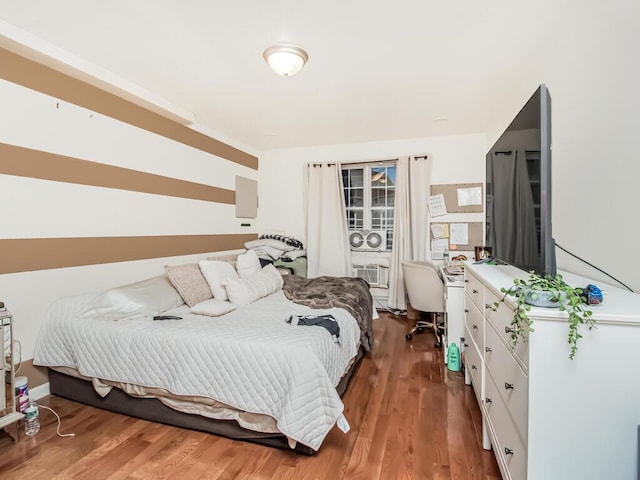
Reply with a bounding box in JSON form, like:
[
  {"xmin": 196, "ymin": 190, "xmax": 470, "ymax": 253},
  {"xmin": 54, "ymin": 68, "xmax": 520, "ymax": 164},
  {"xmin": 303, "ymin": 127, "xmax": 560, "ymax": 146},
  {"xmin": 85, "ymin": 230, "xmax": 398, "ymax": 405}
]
[
  {"xmin": 0, "ymin": 142, "xmax": 235, "ymax": 204},
  {"xmin": 0, "ymin": 234, "xmax": 257, "ymax": 274},
  {"xmin": 0, "ymin": 47, "xmax": 258, "ymax": 170},
  {"xmin": 16, "ymin": 359, "xmax": 48, "ymax": 389}
]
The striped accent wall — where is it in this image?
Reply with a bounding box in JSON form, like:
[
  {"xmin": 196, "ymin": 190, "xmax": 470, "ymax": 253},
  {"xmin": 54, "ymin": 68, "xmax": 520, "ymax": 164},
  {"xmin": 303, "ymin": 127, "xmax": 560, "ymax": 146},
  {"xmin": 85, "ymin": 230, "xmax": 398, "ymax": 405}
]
[{"xmin": 0, "ymin": 46, "xmax": 260, "ymax": 369}]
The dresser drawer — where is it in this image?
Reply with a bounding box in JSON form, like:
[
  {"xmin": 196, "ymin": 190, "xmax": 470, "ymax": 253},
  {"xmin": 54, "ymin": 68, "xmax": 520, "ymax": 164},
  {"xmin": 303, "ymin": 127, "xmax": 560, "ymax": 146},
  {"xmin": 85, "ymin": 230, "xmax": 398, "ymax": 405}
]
[
  {"xmin": 485, "ymin": 373, "xmax": 528, "ymax": 480},
  {"xmin": 465, "ymin": 270, "xmax": 484, "ymax": 311},
  {"xmin": 464, "ymin": 330, "xmax": 483, "ymax": 406},
  {"xmin": 485, "ymin": 288, "xmax": 529, "ymax": 369},
  {"xmin": 485, "ymin": 321, "xmax": 529, "ymax": 445},
  {"xmin": 464, "ymin": 298, "xmax": 484, "ymax": 353}
]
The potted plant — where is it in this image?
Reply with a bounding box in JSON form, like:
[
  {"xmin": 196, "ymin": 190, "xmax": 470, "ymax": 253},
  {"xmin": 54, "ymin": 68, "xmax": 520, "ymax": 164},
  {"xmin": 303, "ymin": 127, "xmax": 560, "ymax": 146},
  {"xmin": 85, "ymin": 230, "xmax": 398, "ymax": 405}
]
[{"xmin": 492, "ymin": 272, "xmax": 596, "ymax": 359}]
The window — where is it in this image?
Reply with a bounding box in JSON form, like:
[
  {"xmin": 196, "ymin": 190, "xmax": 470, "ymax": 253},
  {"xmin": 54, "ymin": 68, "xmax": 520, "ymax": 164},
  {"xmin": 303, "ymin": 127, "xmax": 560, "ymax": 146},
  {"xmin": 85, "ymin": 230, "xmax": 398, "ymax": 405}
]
[{"xmin": 342, "ymin": 162, "xmax": 396, "ymax": 250}]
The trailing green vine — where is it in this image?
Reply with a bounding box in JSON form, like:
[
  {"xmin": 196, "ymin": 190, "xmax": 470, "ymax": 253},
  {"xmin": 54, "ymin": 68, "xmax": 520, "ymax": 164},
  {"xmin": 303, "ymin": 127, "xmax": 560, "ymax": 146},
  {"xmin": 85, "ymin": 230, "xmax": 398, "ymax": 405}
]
[{"xmin": 492, "ymin": 272, "xmax": 595, "ymax": 359}]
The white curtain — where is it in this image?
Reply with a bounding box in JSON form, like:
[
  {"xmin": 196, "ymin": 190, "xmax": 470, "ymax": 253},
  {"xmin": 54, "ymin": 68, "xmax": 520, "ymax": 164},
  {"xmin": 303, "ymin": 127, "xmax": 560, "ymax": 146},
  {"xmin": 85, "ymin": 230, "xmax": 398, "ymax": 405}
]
[
  {"xmin": 306, "ymin": 163, "xmax": 351, "ymax": 277},
  {"xmin": 387, "ymin": 155, "xmax": 432, "ymax": 310}
]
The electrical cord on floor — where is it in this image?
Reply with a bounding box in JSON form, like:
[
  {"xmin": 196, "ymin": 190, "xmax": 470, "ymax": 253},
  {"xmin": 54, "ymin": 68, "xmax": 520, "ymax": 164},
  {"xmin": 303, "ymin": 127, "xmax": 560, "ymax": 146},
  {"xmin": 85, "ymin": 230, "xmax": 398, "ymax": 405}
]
[
  {"xmin": 35, "ymin": 403, "xmax": 76, "ymax": 438},
  {"xmin": 556, "ymin": 242, "xmax": 634, "ymax": 292}
]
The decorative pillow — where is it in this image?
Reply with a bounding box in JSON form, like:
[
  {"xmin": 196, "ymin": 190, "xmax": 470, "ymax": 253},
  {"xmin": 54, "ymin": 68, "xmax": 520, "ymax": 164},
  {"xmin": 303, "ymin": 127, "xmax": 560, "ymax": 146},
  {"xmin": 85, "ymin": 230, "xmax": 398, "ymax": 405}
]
[
  {"xmin": 235, "ymin": 249, "xmax": 262, "ymax": 279},
  {"xmin": 76, "ymin": 275, "xmax": 184, "ymax": 321},
  {"xmin": 199, "ymin": 260, "xmax": 239, "ymax": 301},
  {"xmin": 224, "ymin": 264, "xmax": 284, "ymax": 307},
  {"xmin": 165, "ymin": 263, "xmax": 213, "ymax": 307},
  {"xmin": 190, "ymin": 298, "xmax": 236, "ymax": 317}
]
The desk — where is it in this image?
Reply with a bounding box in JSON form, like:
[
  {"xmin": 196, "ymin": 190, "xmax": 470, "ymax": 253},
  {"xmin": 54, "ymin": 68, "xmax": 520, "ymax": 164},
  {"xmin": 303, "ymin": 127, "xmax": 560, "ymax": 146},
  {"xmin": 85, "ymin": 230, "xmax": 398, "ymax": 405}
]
[{"xmin": 440, "ymin": 266, "xmax": 466, "ymax": 364}]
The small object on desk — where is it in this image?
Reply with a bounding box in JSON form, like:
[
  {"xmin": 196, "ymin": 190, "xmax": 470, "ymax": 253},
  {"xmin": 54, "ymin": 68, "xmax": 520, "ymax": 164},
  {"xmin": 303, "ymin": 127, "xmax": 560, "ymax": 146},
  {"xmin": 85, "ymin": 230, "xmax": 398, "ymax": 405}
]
[
  {"xmin": 580, "ymin": 284, "xmax": 603, "ymax": 305},
  {"xmin": 445, "ymin": 264, "xmax": 465, "ymax": 276},
  {"xmin": 153, "ymin": 315, "xmax": 183, "ymax": 321},
  {"xmin": 473, "ymin": 257, "xmax": 494, "ymax": 265},
  {"xmin": 452, "ymin": 254, "xmax": 467, "ymax": 262}
]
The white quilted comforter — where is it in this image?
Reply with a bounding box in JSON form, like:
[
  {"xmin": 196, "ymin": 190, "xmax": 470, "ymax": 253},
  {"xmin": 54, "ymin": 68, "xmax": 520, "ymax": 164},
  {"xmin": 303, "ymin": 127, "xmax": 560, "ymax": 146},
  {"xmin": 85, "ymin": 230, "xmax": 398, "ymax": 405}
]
[{"xmin": 34, "ymin": 291, "xmax": 361, "ymax": 450}]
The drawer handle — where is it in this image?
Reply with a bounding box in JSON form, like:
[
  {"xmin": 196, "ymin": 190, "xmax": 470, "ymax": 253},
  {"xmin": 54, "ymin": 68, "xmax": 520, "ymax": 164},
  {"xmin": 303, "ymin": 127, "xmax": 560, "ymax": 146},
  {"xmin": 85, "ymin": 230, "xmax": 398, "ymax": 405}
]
[
  {"xmin": 505, "ymin": 326, "xmax": 515, "ymax": 334},
  {"xmin": 504, "ymin": 382, "xmax": 514, "ymax": 390},
  {"xmin": 485, "ymin": 397, "xmax": 492, "ymax": 404},
  {"xmin": 485, "ymin": 346, "xmax": 492, "ymax": 353},
  {"xmin": 471, "ymin": 364, "xmax": 477, "ymax": 371},
  {"xmin": 472, "ymin": 289, "xmax": 478, "ymax": 294},
  {"xmin": 504, "ymin": 447, "xmax": 514, "ymax": 455},
  {"xmin": 465, "ymin": 279, "xmax": 469, "ymax": 283},
  {"xmin": 464, "ymin": 308, "xmax": 469, "ymax": 313},
  {"xmin": 472, "ymin": 324, "xmax": 478, "ymax": 330}
]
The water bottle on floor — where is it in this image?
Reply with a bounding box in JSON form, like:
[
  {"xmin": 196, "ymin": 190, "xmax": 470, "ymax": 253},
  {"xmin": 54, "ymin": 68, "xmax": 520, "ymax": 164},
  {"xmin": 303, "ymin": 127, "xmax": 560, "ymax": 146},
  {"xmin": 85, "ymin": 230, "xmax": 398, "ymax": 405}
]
[{"xmin": 24, "ymin": 402, "xmax": 40, "ymax": 436}]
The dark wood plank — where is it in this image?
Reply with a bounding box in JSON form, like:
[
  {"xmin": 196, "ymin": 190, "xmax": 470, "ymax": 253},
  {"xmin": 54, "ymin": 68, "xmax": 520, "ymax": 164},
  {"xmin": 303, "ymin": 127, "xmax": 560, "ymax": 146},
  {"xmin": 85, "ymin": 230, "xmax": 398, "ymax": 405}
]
[{"xmin": 0, "ymin": 312, "xmax": 501, "ymax": 479}]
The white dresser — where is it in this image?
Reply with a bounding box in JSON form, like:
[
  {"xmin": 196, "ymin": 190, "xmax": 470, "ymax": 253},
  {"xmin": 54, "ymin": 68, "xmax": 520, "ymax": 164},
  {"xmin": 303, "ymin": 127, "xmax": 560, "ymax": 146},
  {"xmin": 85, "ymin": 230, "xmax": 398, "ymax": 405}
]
[{"xmin": 463, "ymin": 262, "xmax": 640, "ymax": 480}]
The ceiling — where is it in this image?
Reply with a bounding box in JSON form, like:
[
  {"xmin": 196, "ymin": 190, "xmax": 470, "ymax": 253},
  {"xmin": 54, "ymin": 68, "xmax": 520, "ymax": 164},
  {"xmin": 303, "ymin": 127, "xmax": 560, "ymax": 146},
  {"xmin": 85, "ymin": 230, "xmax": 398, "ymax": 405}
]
[{"xmin": 0, "ymin": 1, "xmax": 573, "ymax": 151}]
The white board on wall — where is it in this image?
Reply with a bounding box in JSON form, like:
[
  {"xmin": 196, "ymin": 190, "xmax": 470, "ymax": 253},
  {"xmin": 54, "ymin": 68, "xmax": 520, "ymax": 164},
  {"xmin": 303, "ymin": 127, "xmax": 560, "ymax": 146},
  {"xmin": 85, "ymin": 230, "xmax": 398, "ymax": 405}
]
[{"xmin": 235, "ymin": 176, "xmax": 258, "ymax": 218}]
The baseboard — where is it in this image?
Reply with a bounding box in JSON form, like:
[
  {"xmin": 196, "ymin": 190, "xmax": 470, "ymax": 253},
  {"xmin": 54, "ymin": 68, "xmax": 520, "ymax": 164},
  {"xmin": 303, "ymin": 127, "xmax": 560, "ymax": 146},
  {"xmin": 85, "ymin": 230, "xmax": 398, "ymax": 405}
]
[{"xmin": 30, "ymin": 382, "xmax": 50, "ymax": 400}]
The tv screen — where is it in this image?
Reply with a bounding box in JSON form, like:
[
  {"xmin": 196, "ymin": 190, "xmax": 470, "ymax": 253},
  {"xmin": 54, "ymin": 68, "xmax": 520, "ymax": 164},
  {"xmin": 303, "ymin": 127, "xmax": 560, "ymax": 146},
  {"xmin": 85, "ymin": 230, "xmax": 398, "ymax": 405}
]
[{"xmin": 485, "ymin": 85, "xmax": 556, "ymax": 277}]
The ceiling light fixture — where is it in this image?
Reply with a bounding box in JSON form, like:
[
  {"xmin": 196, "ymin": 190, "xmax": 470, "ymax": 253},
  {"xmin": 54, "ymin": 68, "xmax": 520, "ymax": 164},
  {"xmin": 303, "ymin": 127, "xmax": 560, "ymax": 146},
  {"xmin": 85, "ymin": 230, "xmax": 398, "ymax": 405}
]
[{"xmin": 263, "ymin": 44, "xmax": 308, "ymax": 77}]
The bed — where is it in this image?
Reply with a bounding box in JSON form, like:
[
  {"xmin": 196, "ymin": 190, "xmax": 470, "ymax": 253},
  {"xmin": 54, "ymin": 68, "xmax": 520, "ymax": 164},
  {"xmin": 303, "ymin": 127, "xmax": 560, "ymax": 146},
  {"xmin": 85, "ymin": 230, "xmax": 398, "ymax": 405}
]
[{"xmin": 33, "ymin": 264, "xmax": 374, "ymax": 454}]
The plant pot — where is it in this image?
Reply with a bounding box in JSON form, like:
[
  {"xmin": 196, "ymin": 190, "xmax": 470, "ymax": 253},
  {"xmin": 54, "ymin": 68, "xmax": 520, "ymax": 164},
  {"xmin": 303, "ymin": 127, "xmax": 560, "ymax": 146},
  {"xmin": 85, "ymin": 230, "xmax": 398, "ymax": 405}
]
[{"xmin": 524, "ymin": 288, "xmax": 566, "ymax": 308}]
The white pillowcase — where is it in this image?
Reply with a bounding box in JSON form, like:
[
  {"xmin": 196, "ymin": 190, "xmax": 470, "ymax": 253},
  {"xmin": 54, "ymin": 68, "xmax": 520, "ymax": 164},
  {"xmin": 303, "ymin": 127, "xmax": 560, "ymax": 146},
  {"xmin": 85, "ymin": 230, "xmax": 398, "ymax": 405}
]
[
  {"xmin": 76, "ymin": 275, "xmax": 184, "ymax": 321},
  {"xmin": 190, "ymin": 298, "xmax": 236, "ymax": 317},
  {"xmin": 235, "ymin": 249, "xmax": 262, "ymax": 279},
  {"xmin": 199, "ymin": 260, "xmax": 238, "ymax": 301},
  {"xmin": 224, "ymin": 264, "xmax": 284, "ymax": 307}
]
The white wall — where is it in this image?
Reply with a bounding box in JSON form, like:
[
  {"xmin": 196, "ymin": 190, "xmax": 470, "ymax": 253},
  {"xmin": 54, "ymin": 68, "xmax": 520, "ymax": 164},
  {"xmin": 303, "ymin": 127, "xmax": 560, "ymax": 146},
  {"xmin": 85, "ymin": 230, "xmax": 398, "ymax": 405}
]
[
  {"xmin": 485, "ymin": 3, "xmax": 640, "ymax": 292},
  {"xmin": 259, "ymin": 134, "xmax": 487, "ymax": 255},
  {"xmin": 0, "ymin": 79, "xmax": 257, "ymax": 360}
]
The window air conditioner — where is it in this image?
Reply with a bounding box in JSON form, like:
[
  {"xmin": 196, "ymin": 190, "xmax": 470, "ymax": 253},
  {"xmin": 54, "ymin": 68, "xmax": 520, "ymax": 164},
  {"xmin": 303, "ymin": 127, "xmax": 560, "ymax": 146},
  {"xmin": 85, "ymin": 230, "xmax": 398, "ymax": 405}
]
[
  {"xmin": 348, "ymin": 230, "xmax": 388, "ymax": 252},
  {"xmin": 352, "ymin": 264, "xmax": 390, "ymax": 288}
]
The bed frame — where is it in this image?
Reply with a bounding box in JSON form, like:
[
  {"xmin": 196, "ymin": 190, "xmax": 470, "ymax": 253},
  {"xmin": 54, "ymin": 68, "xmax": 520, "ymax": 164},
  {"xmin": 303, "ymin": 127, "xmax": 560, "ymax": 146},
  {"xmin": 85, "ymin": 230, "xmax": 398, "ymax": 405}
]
[{"xmin": 48, "ymin": 347, "xmax": 364, "ymax": 455}]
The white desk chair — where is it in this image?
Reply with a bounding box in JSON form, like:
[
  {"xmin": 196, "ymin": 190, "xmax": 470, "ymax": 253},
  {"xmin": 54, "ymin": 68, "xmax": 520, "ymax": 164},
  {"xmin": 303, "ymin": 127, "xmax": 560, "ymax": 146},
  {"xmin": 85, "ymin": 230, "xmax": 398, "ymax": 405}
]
[{"xmin": 402, "ymin": 260, "xmax": 445, "ymax": 346}]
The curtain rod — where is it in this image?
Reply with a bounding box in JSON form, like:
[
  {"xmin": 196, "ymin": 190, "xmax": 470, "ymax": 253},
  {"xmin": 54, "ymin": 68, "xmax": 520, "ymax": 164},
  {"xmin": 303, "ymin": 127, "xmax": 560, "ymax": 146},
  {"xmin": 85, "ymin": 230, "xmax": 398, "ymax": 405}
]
[{"xmin": 311, "ymin": 162, "xmax": 337, "ymax": 167}]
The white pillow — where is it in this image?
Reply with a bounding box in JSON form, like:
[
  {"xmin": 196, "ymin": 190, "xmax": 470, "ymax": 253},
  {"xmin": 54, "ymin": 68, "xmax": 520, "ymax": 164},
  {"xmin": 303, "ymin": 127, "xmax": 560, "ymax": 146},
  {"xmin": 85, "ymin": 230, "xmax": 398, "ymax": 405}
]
[
  {"xmin": 199, "ymin": 260, "xmax": 238, "ymax": 301},
  {"xmin": 236, "ymin": 249, "xmax": 262, "ymax": 279},
  {"xmin": 190, "ymin": 298, "xmax": 236, "ymax": 317},
  {"xmin": 76, "ymin": 275, "xmax": 184, "ymax": 321},
  {"xmin": 224, "ymin": 264, "xmax": 284, "ymax": 307}
]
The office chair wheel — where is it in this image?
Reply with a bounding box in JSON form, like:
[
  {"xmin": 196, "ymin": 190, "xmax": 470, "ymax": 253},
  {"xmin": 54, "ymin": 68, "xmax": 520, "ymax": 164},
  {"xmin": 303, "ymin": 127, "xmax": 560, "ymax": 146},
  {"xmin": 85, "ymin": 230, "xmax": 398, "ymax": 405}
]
[
  {"xmin": 405, "ymin": 333, "xmax": 413, "ymax": 340},
  {"xmin": 434, "ymin": 341, "xmax": 442, "ymax": 348}
]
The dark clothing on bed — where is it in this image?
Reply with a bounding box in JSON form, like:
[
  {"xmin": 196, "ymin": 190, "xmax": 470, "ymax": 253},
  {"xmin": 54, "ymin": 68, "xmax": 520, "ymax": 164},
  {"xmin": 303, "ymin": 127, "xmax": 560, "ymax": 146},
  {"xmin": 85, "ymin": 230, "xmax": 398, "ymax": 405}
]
[
  {"xmin": 286, "ymin": 314, "xmax": 340, "ymax": 343},
  {"xmin": 282, "ymin": 275, "xmax": 374, "ymax": 352}
]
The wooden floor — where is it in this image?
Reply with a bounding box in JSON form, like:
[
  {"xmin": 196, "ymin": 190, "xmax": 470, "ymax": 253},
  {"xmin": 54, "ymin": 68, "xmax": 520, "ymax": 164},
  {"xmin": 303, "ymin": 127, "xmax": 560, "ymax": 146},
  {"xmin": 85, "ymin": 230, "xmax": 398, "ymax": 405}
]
[{"xmin": 0, "ymin": 312, "xmax": 500, "ymax": 479}]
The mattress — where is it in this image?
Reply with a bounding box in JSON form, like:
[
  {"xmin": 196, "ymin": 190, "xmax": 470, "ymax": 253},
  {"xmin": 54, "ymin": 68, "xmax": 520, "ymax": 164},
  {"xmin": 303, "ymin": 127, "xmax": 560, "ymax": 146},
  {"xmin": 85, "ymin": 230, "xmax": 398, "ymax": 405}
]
[{"xmin": 34, "ymin": 290, "xmax": 361, "ymax": 451}]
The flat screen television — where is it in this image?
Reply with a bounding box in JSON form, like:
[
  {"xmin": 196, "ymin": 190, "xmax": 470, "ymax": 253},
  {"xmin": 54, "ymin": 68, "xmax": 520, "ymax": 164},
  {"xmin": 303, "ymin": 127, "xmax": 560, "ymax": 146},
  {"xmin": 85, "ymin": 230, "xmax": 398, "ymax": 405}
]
[{"xmin": 485, "ymin": 84, "xmax": 556, "ymax": 277}]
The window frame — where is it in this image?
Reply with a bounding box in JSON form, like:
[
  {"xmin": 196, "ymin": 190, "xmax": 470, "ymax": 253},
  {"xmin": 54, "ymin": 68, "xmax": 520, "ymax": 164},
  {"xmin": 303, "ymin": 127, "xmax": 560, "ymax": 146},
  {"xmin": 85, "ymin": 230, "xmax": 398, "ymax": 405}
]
[{"xmin": 342, "ymin": 161, "xmax": 396, "ymax": 249}]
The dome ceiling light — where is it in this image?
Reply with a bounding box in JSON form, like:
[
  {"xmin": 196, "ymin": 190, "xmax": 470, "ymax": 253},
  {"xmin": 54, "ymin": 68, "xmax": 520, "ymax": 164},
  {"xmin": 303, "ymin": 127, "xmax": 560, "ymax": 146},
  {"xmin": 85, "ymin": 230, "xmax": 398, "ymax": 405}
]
[{"xmin": 263, "ymin": 44, "xmax": 308, "ymax": 77}]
